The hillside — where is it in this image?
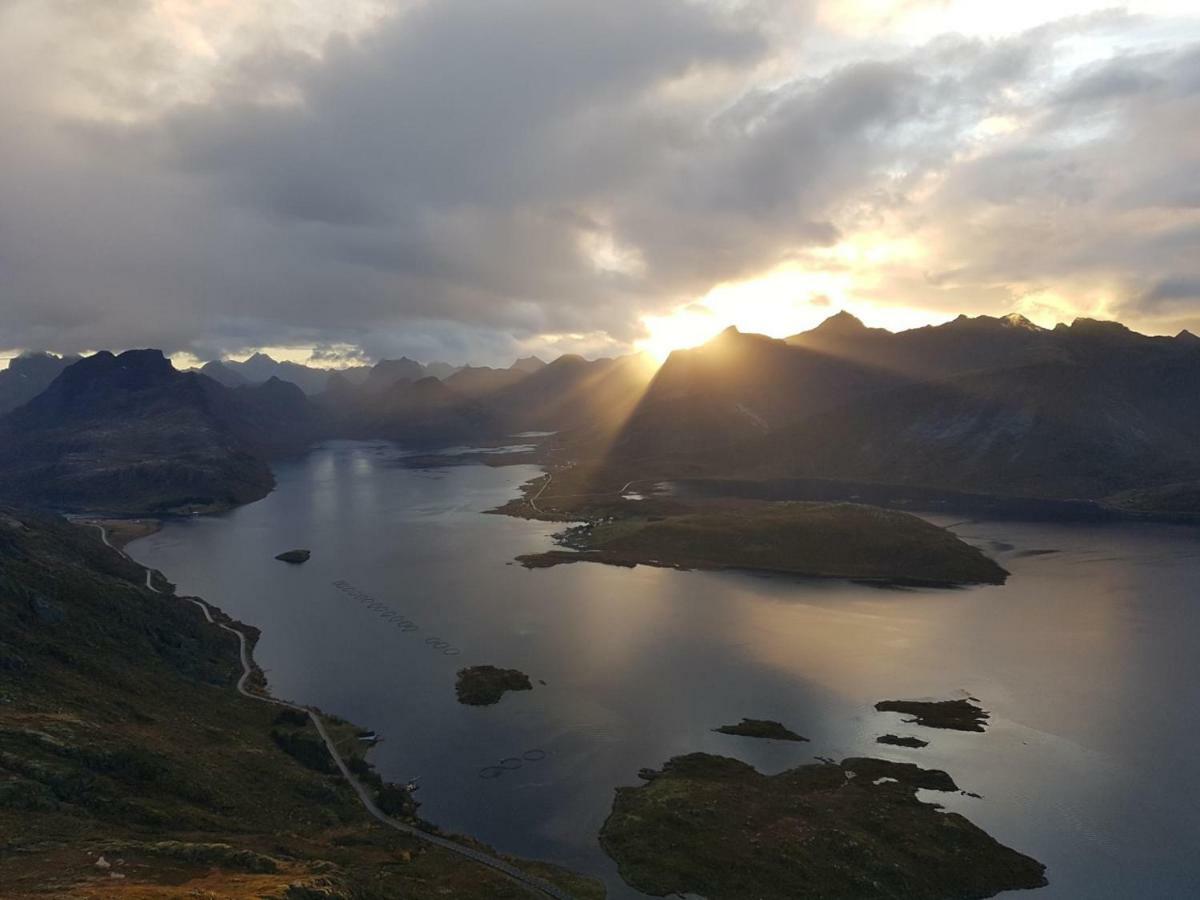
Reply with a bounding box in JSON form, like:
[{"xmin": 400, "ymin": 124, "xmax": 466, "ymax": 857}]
[
  {"xmin": 0, "ymin": 506, "xmax": 600, "ymax": 898},
  {"xmin": 0, "ymin": 352, "xmax": 81, "ymax": 415},
  {"xmin": 0, "ymin": 351, "xmax": 320, "ymax": 514},
  {"xmin": 753, "ymin": 322, "xmax": 1200, "ymax": 500},
  {"xmin": 605, "ymin": 315, "xmax": 1200, "ymax": 512}
]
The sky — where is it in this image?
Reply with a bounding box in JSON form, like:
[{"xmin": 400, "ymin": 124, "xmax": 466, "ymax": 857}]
[{"xmin": 1, "ymin": 0, "xmax": 1198, "ymax": 369}]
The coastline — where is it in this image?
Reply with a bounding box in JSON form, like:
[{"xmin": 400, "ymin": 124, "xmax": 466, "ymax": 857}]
[{"xmin": 109, "ymin": 516, "xmax": 598, "ymax": 899}]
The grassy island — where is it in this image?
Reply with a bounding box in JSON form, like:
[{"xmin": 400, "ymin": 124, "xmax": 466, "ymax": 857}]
[
  {"xmin": 518, "ymin": 501, "xmax": 1008, "ymax": 586},
  {"xmin": 600, "ymin": 753, "xmax": 1046, "ymax": 900},
  {"xmin": 455, "ymin": 665, "xmax": 533, "ymax": 706},
  {"xmin": 876, "ymin": 698, "xmax": 990, "ymax": 732},
  {"xmin": 713, "ymin": 718, "xmax": 807, "ymax": 742}
]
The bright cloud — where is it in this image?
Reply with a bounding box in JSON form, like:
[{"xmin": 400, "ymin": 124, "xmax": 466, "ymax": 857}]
[{"xmin": 1, "ymin": 0, "xmax": 1198, "ymax": 366}]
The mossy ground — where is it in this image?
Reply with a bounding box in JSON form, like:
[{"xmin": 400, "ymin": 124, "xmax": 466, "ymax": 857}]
[
  {"xmin": 455, "ymin": 665, "xmax": 533, "ymax": 706},
  {"xmin": 601, "ymin": 753, "xmax": 1046, "ymax": 900}
]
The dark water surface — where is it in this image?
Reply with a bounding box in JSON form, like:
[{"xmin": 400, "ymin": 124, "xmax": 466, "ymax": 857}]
[{"xmin": 129, "ymin": 441, "xmax": 1200, "ymax": 898}]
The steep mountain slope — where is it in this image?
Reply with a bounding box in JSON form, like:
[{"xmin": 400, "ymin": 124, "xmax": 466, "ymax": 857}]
[
  {"xmin": 489, "ymin": 353, "xmax": 656, "ymax": 436},
  {"xmin": 444, "ymin": 364, "xmax": 531, "ymax": 398},
  {"xmin": 0, "ymin": 351, "xmax": 320, "ymax": 514},
  {"xmin": 0, "ymin": 507, "xmax": 600, "ymax": 898},
  {"xmin": 198, "ymin": 359, "xmax": 249, "ymax": 388},
  {"xmin": 755, "ymin": 318, "xmax": 1200, "ymax": 499},
  {"xmin": 612, "ymin": 328, "xmax": 904, "ymax": 459},
  {"xmin": 0, "ymin": 352, "xmax": 81, "ymax": 415},
  {"xmin": 322, "ymin": 375, "xmax": 500, "ymax": 446}
]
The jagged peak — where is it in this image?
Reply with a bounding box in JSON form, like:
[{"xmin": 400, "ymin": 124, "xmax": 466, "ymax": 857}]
[
  {"xmin": 1000, "ymin": 312, "xmax": 1041, "ymax": 330},
  {"xmin": 510, "ymin": 355, "xmax": 547, "ymax": 373},
  {"xmin": 815, "ymin": 310, "xmax": 867, "ymax": 332},
  {"xmin": 1062, "ymin": 317, "xmax": 1133, "ymax": 336}
]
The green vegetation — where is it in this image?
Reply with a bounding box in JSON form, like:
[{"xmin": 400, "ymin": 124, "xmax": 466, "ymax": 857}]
[
  {"xmin": 518, "ymin": 501, "xmax": 1008, "ymax": 586},
  {"xmin": 713, "ymin": 718, "xmax": 807, "ymax": 742},
  {"xmin": 455, "ymin": 665, "xmax": 533, "ymax": 706},
  {"xmin": 600, "ymin": 753, "xmax": 1046, "ymax": 900},
  {"xmin": 0, "ymin": 506, "xmax": 601, "ymax": 899},
  {"xmin": 876, "ymin": 698, "xmax": 990, "ymax": 732}
]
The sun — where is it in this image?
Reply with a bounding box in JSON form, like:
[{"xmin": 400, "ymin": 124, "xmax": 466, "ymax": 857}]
[{"xmin": 635, "ymin": 308, "xmax": 725, "ymax": 363}]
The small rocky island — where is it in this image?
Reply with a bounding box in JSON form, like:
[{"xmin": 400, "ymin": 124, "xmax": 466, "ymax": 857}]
[
  {"xmin": 877, "ymin": 734, "xmax": 929, "ymax": 748},
  {"xmin": 455, "ymin": 665, "xmax": 533, "ymax": 706},
  {"xmin": 274, "ymin": 549, "xmax": 311, "ymax": 564},
  {"xmin": 876, "ymin": 698, "xmax": 990, "ymax": 732},
  {"xmin": 517, "ymin": 502, "xmax": 1008, "ymax": 586},
  {"xmin": 714, "ymin": 718, "xmax": 808, "ymax": 742},
  {"xmin": 601, "ymin": 753, "xmax": 1047, "ymax": 900}
]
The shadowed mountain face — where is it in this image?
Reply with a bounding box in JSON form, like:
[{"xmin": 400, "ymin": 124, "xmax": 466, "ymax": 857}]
[
  {"xmin": 323, "ymin": 352, "xmax": 655, "ymax": 445},
  {"xmin": 0, "ymin": 351, "xmax": 319, "ymax": 514},
  {"xmin": 611, "ymin": 314, "xmax": 1200, "ymax": 506},
  {"xmin": 322, "ymin": 374, "xmax": 500, "ymax": 446},
  {"xmin": 615, "ymin": 326, "xmax": 908, "ymax": 459},
  {"xmin": 753, "ymin": 318, "xmax": 1200, "ymax": 499},
  {"xmin": 0, "ymin": 353, "xmax": 81, "ymax": 416}
]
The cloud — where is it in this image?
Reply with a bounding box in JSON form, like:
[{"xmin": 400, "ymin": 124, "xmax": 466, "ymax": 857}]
[{"xmin": 1, "ymin": 0, "xmax": 1199, "ymax": 364}]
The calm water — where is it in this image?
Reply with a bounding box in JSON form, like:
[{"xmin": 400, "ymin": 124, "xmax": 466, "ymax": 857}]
[{"xmin": 129, "ymin": 441, "xmax": 1200, "ymax": 898}]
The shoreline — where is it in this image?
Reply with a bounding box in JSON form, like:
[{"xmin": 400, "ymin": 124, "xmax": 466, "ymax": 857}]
[{"xmin": 103, "ymin": 519, "xmax": 592, "ymax": 900}]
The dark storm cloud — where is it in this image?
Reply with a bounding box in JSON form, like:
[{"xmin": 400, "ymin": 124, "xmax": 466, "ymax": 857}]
[{"xmin": 1, "ymin": 1, "xmax": 1198, "ymax": 362}]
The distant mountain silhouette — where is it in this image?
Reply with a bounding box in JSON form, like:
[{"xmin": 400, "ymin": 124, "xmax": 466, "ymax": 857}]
[
  {"xmin": 510, "ymin": 355, "xmax": 548, "ymax": 374},
  {"xmin": 0, "ymin": 351, "xmax": 318, "ymax": 513},
  {"xmin": 0, "ymin": 352, "xmax": 81, "ymax": 415},
  {"xmin": 7, "ymin": 313, "xmax": 1200, "ymax": 516},
  {"xmin": 199, "ymin": 359, "xmax": 249, "ymax": 388}
]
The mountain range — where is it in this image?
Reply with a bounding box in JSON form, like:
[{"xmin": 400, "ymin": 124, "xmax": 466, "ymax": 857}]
[{"xmin": 2, "ymin": 312, "xmax": 1199, "ymax": 517}]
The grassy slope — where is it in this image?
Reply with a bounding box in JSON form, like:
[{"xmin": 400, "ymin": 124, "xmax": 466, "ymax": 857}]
[
  {"xmin": 523, "ymin": 501, "xmax": 1007, "ymax": 586},
  {"xmin": 0, "ymin": 507, "xmax": 601, "ymax": 899}
]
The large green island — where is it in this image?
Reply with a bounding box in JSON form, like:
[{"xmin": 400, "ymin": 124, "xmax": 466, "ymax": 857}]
[
  {"xmin": 518, "ymin": 501, "xmax": 1008, "ymax": 586},
  {"xmin": 600, "ymin": 753, "xmax": 1047, "ymax": 900}
]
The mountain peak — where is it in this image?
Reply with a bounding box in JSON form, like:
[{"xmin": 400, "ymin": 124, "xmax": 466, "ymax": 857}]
[
  {"xmin": 1000, "ymin": 312, "xmax": 1040, "ymax": 330},
  {"xmin": 1062, "ymin": 317, "xmax": 1132, "ymax": 338},
  {"xmin": 510, "ymin": 355, "xmax": 547, "ymax": 374},
  {"xmin": 1176, "ymin": 329, "xmax": 1200, "ymax": 345},
  {"xmin": 816, "ymin": 310, "xmax": 867, "ymax": 332}
]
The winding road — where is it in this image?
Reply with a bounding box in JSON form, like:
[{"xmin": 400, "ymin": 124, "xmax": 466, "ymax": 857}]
[{"xmin": 84, "ymin": 521, "xmax": 574, "ymax": 900}]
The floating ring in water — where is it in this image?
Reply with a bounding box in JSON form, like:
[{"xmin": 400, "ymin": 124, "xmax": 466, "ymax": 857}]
[
  {"xmin": 521, "ymin": 749, "xmax": 547, "ymax": 762},
  {"xmin": 479, "ymin": 766, "xmax": 503, "ymax": 779},
  {"xmin": 498, "ymin": 757, "xmax": 523, "ymax": 770}
]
